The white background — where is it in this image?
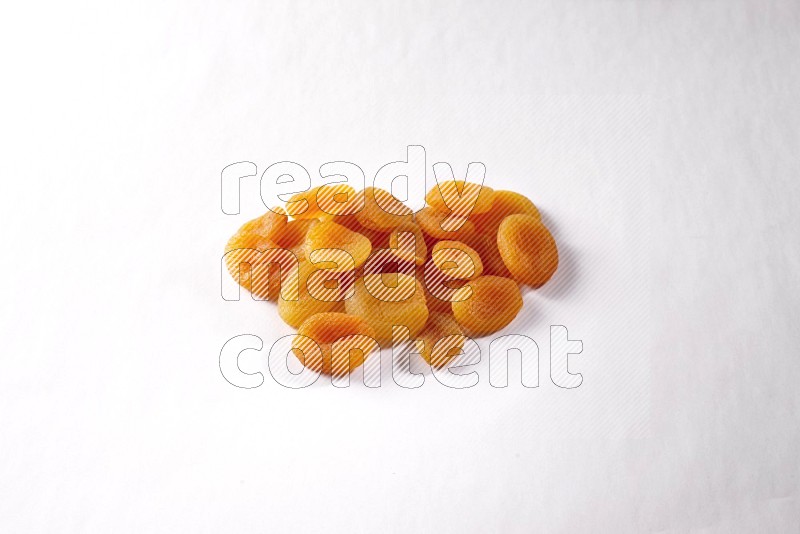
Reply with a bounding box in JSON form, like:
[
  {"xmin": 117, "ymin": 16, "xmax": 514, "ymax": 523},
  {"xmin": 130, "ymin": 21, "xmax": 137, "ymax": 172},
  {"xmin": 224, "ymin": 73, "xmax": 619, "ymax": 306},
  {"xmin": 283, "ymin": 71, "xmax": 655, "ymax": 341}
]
[{"xmin": 1, "ymin": 1, "xmax": 799, "ymax": 532}]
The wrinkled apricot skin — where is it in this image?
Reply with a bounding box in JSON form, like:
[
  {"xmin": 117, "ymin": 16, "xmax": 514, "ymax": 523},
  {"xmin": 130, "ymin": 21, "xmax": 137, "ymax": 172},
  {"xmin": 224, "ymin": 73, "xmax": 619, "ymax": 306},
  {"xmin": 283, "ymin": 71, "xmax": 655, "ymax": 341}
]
[
  {"xmin": 355, "ymin": 187, "xmax": 413, "ymax": 231},
  {"xmin": 276, "ymin": 219, "xmax": 315, "ymax": 262},
  {"xmin": 345, "ymin": 274, "xmax": 429, "ymax": 345},
  {"xmin": 278, "ymin": 287, "xmax": 345, "ymax": 328},
  {"xmin": 417, "ymin": 264, "xmax": 453, "ymax": 313},
  {"xmin": 421, "ymin": 256, "xmax": 471, "ymax": 312},
  {"xmin": 224, "ymin": 208, "xmax": 292, "ymax": 299},
  {"xmin": 319, "ymin": 211, "xmax": 361, "ymax": 231},
  {"xmin": 224, "ymin": 208, "xmax": 287, "ymax": 256},
  {"xmin": 422, "ymin": 283, "xmax": 454, "ymax": 313},
  {"xmin": 292, "ymin": 312, "xmax": 378, "ymax": 376},
  {"xmin": 286, "ymin": 184, "xmax": 359, "ymax": 219},
  {"xmin": 471, "ymin": 190, "xmax": 541, "ymax": 236},
  {"xmin": 359, "ymin": 225, "xmax": 390, "ymax": 250},
  {"xmin": 431, "ymin": 240, "xmax": 484, "ymax": 281},
  {"xmin": 225, "ymin": 255, "xmax": 284, "ymax": 300},
  {"xmin": 497, "ymin": 214, "xmax": 558, "ymax": 287},
  {"xmin": 278, "ymin": 261, "xmax": 346, "ymax": 328},
  {"xmin": 304, "ymin": 220, "xmax": 372, "ymax": 271},
  {"xmin": 389, "ymin": 221, "xmax": 427, "ymax": 266},
  {"xmin": 425, "ymin": 180, "xmax": 495, "ymax": 216},
  {"xmin": 451, "ymin": 276, "xmax": 523, "ymax": 336},
  {"xmin": 419, "ymin": 312, "xmax": 466, "ymax": 368},
  {"xmin": 468, "ymin": 233, "xmax": 511, "ymax": 277},
  {"xmin": 416, "ymin": 206, "xmax": 477, "ymax": 239}
]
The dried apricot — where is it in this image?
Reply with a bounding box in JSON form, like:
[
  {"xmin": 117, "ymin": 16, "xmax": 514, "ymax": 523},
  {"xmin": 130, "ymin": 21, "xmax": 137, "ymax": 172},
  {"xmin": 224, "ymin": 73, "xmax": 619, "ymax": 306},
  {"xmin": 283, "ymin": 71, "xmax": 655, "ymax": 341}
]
[
  {"xmin": 470, "ymin": 190, "xmax": 541, "ymax": 236},
  {"xmin": 451, "ymin": 275, "xmax": 523, "ymax": 336},
  {"xmin": 421, "ymin": 281, "xmax": 454, "ymax": 313},
  {"xmin": 361, "ymin": 244, "xmax": 417, "ymax": 280},
  {"xmin": 345, "ymin": 273, "xmax": 429, "ymax": 345},
  {"xmin": 226, "ymin": 180, "xmax": 560, "ymax": 376},
  {"xmin": 286, "ymin": 184, "xmax": 358, "ymax": 219},
  {"xmin": 224, "ymin": 208, "xmax": 293, "ymax": 299},
  {"xmin": 470, "ymin": 233, "xmax": 511, "ymax": 277},
  {"xmin": 321, "ymin": 207, "xmax": 389, "ymax": 250},
  {"xmin": 431, "ymin": 240, "xmax": 484, "ymax": 281},
  {"xmin": 426, "ymin": 180, "xmax": 495, "ymax": 216},
  {"xmin": 319, "ymin": 212, "xmax": 361, "ymax": 231},
  {"xmin": 422, "ymin": 257, "xmax": 470, "ymax": 312},
  {"xmin": 292, "ymin": 312, "xmax": 378, "ymax": 376},
  {"xmin": 497, "ymin": 214, "xmax": 558, "ymax": 286},
  {"xmin": 359, "ymin": 225, "xmax": 390, "ymax": 250},
  {"xmin": 278, "ymin": 261, "xmax": 345, "ymax": 328},
  {"xmin": 416, "ymin": 206, "xmax": 477, "ymax": 239},
  {"xmin": 415, "ymin": 264, "xmax": 451, "ymax": 313},
  {"xmin": 275, "ymin": 218, "xmax": 315, "ymax": 262},
  {"xmin": 226, "ymin": 256, "xmax": 285, "ymax": 300},
  {"xmin": 418, "ymin": 312, "xmax": 466, "ymax": 368},
  {"xmin": 355, "ymin": 187, "xmax": 413, "ymax": 231},
  {"xmin": 388, "ymin": 221, "xmax": 427, "ymax": 266},
  {"xmin": 304, "ymin": 220, "xmax": 372, "ymax": 271},
  {"xmin": 225, "ymin": 208, "xmax": 287, "ymax": 251}
]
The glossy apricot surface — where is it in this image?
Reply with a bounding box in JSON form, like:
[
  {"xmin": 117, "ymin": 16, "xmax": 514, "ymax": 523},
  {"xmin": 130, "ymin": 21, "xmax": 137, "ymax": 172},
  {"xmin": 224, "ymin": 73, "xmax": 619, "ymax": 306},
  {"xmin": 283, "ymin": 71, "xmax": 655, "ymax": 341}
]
[
  {"xmin": 292, "ymin": 312, "xmax": 378, "ymax": 376},
  {"xmin": 451, "ymin": 275, "xmax": 523, "ymax": 336}
]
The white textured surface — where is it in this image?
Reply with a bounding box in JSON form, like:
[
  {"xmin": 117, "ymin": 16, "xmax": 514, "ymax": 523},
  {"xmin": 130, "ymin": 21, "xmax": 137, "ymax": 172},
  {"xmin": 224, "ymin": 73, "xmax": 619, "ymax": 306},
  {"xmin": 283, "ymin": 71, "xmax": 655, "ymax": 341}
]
[{"xmin": 1, "ymin": 1, "xmax": 799, "ymax": 532}]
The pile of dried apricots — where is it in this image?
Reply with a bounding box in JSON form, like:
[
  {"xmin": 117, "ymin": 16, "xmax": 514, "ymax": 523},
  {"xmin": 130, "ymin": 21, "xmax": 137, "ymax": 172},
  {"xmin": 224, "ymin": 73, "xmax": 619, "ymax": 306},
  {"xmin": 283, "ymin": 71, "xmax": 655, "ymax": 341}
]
[{"xmin": 224, "ymin": 181, "xmax": 558, "ymax": 377}]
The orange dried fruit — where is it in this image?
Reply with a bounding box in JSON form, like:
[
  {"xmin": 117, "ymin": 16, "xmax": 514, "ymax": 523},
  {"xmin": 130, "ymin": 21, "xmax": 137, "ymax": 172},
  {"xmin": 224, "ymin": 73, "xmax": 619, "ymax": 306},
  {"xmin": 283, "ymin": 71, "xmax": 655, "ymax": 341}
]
[
  {"xmin": 355, "ymin": 187, "xmax": 413, "ymax": 231},
  {"xmin": 304, "ymin": 220, "xmax": 372, "ymax": 272},
  {"xmin": 319, "ymin": 212, "xmax": 361, "ymax": 231},
  {"xmin": 497, "ymin": 214, "xmax": 558, "ymax": 286},
  {"xmin": 278, "ymin": 291, "xmax": 345, "ymax": 329},
  {"xmin": 419, "ymin": 312, "xmax": 466, "ymax": 368},
  {"xmin": 286, "ymin": 184, "xmax": 359, "ymax": 219},
  {"xmin": 470, "ymin": 190, "xmax": 540, "ymax": 236},
  {"xmin": 416, "ymin": 263, "xmax": 451, "ymax": 313},
  {"xmin": 451, "ymin": 275, "xmax": 523, "ymax": 336},
  {"xmin": 431, "ymin": 240, "xmax": 484, "ymax": 281},
  {"xmin": 345, "ymin": 273, "xmax": 429, "ymax": 346},
  {"xmin": 226, "ymin": 181, "xmax": 560, "ymax": 374},
  {"xmin": 224, "ymin": 208, "xmax": 293, "ymax": 299},
  {"xmin": 278, "ymin": 261, "xmax": 345, "ymax": 328},
  {"xmin": 292, "ymin": 312, "xmax": 378, "ymax": 376},
  {"xmin": 388, "ymin": 221, "xmax": 427, "ymax": 266},
  {"xmin": 275, "ymin": 218, "xmax": 315, "ymax": 262},
  {"xmin": 470, "ymin": 232, "xmax": 511, "ymax": 277},
  {"xmin": 359, "ymin": 225, "xmax": 391, "ymax": 250},
  {"xmin": 277, "ymin": 218, "xmax": 314, "ymax": 246},
  {"xmin": 415, "ymin": 206, "xmax": 477, "ymax": 239},
  {"xmin": 320, "ymin": 210, "xmax": 389, "ymax": 249},
  {"xmin": 224, "ymin": 208, "xmax": 287, "ymax": 253},
  {"xmin": 421, "ymin": 281, "xmax": 454, "ymax": 313},
  {"xmin": 426, "ymin": 180, "xmax": 495, "ymax": 216},
  {"xmin": 421, "ymin": 257, "xmax": 470, "ymax": 312}
]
